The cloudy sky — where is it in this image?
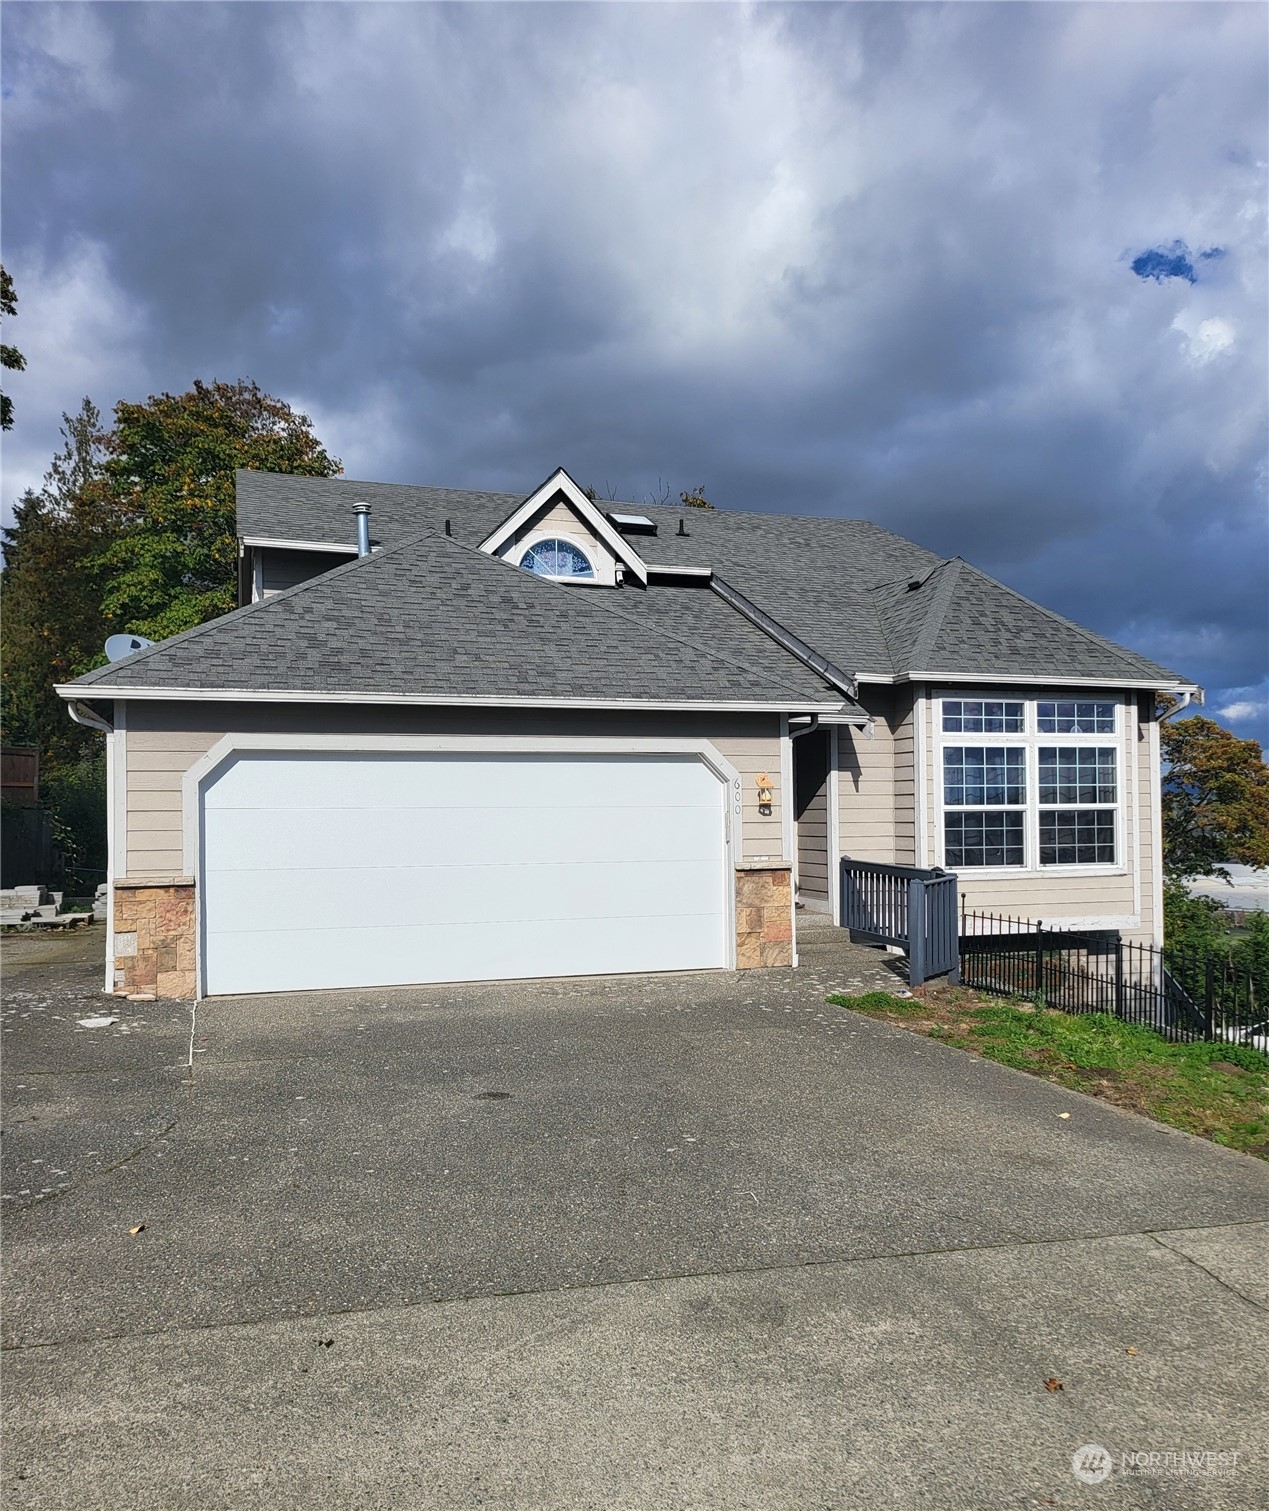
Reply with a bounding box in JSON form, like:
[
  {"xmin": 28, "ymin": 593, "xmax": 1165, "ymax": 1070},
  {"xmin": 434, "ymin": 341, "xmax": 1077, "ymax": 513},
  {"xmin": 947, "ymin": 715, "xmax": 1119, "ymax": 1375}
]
[{"xmin": 3, "ymin": 2, "xmax": 1266, "ymax": 737}]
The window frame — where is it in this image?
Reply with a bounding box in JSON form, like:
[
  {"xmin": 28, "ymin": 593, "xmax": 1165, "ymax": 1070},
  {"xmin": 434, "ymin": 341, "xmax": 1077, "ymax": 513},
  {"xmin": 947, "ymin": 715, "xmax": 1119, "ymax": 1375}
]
[
  {"xmin": 516, "ymin": 533, "xmax": 600, "ymax": 583},
  {"xmin": 934, "ymin": 692, "xmax": 1126, "ymax": 876}
]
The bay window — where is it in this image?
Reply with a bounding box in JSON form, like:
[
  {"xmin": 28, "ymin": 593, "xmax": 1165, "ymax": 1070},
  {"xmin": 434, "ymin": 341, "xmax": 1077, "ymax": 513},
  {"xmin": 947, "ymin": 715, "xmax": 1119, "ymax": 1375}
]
[{"xmin": 939, "ymin": 696, "xmax": 1121, "ymax": 870}]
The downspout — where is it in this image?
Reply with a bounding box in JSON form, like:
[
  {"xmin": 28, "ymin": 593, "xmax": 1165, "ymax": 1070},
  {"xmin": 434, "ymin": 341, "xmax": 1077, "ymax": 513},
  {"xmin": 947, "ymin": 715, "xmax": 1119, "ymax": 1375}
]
[
  {"xmin": 1160, "ymin": 689, "xmax": 1194, "ymax": 721},
  {"xmin": 789, "ymin": 713, "xmax": 821, "ymax": 742},
  {"xmin": 67, "ymin": 700, "xmax": 114, "ymax": 734},
  {"xmin": 67, "ymin": 699, "xmax": 117, "ymax": 992}
]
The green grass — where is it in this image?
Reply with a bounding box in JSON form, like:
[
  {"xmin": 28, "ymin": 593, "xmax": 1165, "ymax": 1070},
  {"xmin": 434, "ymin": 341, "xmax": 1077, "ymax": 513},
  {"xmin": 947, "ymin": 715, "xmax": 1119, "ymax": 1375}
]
[{"xmin": 827, "ymin": 989, "xmax": 1269, "ymax": 1158}]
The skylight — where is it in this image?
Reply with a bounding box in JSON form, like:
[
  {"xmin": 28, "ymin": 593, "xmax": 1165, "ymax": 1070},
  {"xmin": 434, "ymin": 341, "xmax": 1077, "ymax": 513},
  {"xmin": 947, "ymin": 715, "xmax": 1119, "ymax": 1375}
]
[{"xmin": 607, "ymin": 512, "xmax": 657, "ymax": 535}]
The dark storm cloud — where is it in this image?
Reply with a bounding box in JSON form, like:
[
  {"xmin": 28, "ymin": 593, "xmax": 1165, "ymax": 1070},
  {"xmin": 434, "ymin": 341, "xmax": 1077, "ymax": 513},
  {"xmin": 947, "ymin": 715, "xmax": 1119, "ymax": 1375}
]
[{"xmin": 3, "ymin": 1, "xmax": 1266, "ymax": 735}]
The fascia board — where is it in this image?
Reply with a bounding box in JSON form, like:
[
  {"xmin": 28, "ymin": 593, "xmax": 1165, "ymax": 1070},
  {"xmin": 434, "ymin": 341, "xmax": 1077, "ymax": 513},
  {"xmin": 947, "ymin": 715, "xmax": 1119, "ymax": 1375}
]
[
  {"xmin": 477, "ymin": 468, "xmax": 649, "ymax": 584},
  {"xmin": 855, "ymin": 671, "xmax": 1198, "ymax": 692},
  {"xmin": 240, "ymin": 536, "xmax": 359, "ymax": 555},
  {"xmin": 55, "ymin": 684, "xmax": 853, "ymax": 713}
]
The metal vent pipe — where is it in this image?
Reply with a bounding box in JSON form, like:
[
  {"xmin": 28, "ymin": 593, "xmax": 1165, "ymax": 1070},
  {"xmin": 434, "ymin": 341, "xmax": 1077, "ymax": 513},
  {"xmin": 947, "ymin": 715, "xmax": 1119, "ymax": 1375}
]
[{"xmin": 353, "ymin": 503, "xmax": 371, "ymax": 557}]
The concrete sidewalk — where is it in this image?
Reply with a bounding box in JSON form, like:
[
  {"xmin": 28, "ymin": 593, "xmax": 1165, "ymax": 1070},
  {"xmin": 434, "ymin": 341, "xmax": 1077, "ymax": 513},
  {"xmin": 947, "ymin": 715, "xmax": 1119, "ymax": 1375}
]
[{"xmin": 3, "ymin": 924, "xmax": 1267, "ymax": 1507}]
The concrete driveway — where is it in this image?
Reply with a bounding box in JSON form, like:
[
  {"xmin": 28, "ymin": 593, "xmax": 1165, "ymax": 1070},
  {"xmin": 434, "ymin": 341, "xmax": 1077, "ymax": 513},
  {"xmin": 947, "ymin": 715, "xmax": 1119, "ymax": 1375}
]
[{"xmin": 3, "ymin": 922, "xmax": 1267, "ymax": 1509}]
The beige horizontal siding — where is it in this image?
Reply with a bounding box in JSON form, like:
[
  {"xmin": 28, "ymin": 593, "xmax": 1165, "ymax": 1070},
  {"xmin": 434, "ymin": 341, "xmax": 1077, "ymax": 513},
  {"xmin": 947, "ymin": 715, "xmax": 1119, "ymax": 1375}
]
[
  {"xmin": 837, "ymin": 687, "xmax": 900, "ymax": 865},
  {"xmin": 119, "ymin": 703, "xmax": 785, "ymax": 879},
  {"xmin": 711, "ymin": 733, "xmax": 785, "ymax": 862},
  {"xmin": 797, "ymin": 780, "xmax": 829, "ymax": 901}
]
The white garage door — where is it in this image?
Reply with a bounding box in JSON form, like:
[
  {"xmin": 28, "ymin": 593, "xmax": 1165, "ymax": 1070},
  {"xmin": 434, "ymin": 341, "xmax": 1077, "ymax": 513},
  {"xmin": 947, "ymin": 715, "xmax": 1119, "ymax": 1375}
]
[{"xmin": 199, "ymin": 751, "xmax": 730, "ymax": 995}]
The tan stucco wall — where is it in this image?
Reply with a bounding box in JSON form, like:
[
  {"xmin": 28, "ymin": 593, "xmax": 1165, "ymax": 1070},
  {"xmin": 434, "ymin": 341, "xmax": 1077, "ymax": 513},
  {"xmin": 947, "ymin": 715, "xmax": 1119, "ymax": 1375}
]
[{"xmin": 117, "ymin": 702, "xmax": 786, "ymax": 879}]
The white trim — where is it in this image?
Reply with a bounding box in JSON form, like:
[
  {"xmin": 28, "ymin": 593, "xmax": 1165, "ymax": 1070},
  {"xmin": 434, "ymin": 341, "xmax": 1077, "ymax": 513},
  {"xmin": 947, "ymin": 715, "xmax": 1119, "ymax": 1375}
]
[
  {"xmin": 250, "ymin": 551, "xmax": 263, "ymax": 604},
  {"xmin": 645, "ymin": 565, "xmax": 712, "ymax": 578},
  {"xmin": 1149, "ymin": 710, "xmax": 1164, "ymax": 948},
  {"xmin": 781, "ymin": 718, "xmax": 799, "ymax": 966},
  {"xmin": 913, "ymin": 685, "xmax": 928, "ymax": 867},
  {"xmin": 182, "ymin": 733, "xmax": 745, "ymax": 996},
  {"xmin": 828, "ymin": 724, "xmax": 842, "ymax": 926},
  {"xmin": 780, "ymin": 716, "xmax": 794, "ymax": 870},
  {"xmin": 478, "ymin": 468, "xmax": 649, "ymax": 585},
  {"xmin": 1129, "ymin": 694, "xmax": 1141, "ymax": 925},
  {"xmin": 961, "ymin": 914, "xmax": 1142, "ymax": 934},
  {"xmin": 240, "ymin": 536, "xmax": 359, "ymax": 555},
  {"xmin": 104, "ymin": 728, "xmax": 117, "ymax": 993},
  {"xmin": 113, "ymin": 701, "xmax": 128, "ymax": 887},
  {"xmin": 857, "ymin": 671, "xmax": 1198, "ymax": 693},
  {"xmin": 56, "ymin": 685, "xmax": 848, "ymax": 714}
]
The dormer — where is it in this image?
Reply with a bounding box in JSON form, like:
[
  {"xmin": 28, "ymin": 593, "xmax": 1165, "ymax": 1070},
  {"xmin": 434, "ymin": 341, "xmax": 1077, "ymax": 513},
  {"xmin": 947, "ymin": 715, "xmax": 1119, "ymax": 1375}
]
[{"xmin": 478, "ymin": 467, "xmax": 649, "ymax": 587}]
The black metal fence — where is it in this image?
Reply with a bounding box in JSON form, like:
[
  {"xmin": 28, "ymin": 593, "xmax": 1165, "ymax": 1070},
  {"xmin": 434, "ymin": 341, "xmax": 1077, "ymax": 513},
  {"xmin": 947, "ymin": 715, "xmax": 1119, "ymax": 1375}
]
[
  {"xmin": 959, "ymin": 908, "xmax": 1266, "ymax": 1049},
  {"xmin": 840, "ymin": 859, "xmax": 960, "ymax": 987}
]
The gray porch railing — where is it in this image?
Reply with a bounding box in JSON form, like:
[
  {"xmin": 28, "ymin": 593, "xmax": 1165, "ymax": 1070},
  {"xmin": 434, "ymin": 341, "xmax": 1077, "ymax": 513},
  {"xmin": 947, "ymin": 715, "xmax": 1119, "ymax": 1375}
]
[{"xmin": 839, "ymin": 858, "xmax": 960, "ymax": 988}]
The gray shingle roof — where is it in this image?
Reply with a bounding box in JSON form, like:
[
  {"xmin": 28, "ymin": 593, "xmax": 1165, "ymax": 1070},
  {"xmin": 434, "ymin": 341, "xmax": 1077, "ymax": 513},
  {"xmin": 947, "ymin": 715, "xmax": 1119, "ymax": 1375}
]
[
  {"xmin": 869, "ymin": 559, "xmax": 1177, "ymax": 683},
  {"xmin": 219, "ymin": 469, "xmax": 1190, "ymax": 692},
  {"xmin": 236, "ymin": 470, "xmax": 522, "ymax": 550},
  {"xmin": 71, "ymin": 529, "xmax": 854, "ymax": 708}
]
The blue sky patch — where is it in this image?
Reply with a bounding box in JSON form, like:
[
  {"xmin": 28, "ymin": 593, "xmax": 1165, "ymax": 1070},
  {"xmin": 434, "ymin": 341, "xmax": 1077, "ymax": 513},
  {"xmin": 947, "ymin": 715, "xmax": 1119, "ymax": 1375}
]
[{"xmin": 1131, "ymin": 240, "xmax": 1225, "ymax": 283}]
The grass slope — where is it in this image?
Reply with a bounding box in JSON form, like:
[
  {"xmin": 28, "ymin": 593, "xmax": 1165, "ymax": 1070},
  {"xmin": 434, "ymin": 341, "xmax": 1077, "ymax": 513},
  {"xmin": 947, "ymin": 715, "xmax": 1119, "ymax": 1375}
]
[{"xmin": 827, "ymin": 988, "xmax": 1269, "ymax": 1158}]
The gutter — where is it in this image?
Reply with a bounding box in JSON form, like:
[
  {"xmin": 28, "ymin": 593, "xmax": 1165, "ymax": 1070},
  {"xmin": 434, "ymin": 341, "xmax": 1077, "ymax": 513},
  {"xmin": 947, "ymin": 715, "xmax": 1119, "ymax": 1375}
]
[{"xmin": 709, "ymin": 576, "xmax": 859, "ymax": 701}]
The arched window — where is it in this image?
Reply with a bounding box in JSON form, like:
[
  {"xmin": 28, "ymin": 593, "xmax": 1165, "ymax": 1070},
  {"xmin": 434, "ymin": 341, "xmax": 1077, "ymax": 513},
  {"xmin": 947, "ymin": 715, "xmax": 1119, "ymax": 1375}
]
[{"xmin": 520, "ymin": 538, "xmax": 595, "ymax": 579}]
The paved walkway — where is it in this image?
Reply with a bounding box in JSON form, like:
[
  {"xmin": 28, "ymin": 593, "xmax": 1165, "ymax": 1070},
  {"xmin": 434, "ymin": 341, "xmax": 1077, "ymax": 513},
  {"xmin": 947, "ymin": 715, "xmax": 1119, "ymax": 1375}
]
[{"xmin": 3, "ymin": 924, "xmax": 1266, "ymax": 1508}]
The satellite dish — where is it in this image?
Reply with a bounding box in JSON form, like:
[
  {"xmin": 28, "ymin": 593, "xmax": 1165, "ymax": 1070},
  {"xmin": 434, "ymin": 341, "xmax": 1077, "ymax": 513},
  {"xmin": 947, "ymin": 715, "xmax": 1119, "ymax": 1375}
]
[{"xmin": 104, "ymin": 633, "xmax": 155, "ymax": 663}]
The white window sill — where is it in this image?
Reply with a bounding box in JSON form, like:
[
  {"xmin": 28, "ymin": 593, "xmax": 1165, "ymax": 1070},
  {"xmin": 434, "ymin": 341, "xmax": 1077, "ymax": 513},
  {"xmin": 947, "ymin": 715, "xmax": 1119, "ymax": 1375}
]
[{"xmin": 947, "ymin": 865, "xmax": 1128, "ymax": 879}]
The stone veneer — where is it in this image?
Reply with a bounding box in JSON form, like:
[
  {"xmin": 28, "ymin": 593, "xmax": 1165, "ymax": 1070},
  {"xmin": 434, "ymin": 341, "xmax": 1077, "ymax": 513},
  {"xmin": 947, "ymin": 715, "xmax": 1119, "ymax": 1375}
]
[
  {"xmin": 735, "ymin": 864, "xmax": 794, "ymax": 969},
  {"xmin": 113, "ymin": 879, "xmax": 197, "ymax": 1000}
]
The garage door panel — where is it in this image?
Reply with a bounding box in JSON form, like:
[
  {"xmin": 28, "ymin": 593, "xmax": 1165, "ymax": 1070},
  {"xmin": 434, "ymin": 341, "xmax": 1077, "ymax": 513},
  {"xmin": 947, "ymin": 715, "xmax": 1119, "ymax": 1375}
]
[
  {"xmin": 207, "ymin": 909, "xmax": 727, "ymax": 996},
  {"xmin": 202, "ymin": 801, "xmax": 721, "ymax": 873},
  {"xmin": 203, "ymin": 856, "xmax": 725, "ymax": 935},
  {"xmin": 200, "ymin": 752, "xmax": 732, "ymax": 995},
  {"xmin": 203, "ymin": 753, "xmax": 717, "ymax": 813}
]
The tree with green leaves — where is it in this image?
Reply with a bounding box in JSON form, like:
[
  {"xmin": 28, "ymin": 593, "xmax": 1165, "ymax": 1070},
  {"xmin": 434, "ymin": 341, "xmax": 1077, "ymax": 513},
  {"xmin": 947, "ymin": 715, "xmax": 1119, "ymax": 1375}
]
[
  {"xmin": 1159, "ymin": 704, "xmax": 1269, "ymax": 879},
  {"xmin": 96, "ymin": 378, "xmax": 341, "ymax": 639},
  {"xmin": 1, "ymin": 265, "xmax": 26, "ymax": 430},
  {"xmin": 0, "ymin": 399, "xmax": 119, "ymax": 770}
]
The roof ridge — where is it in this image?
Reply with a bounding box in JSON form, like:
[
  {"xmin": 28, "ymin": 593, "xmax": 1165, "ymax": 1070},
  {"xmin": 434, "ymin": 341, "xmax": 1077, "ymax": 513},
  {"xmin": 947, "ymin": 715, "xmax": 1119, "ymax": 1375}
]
[{"xmin": 907, "ymin": 558, "xmax": 963, "ymax": 670}]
